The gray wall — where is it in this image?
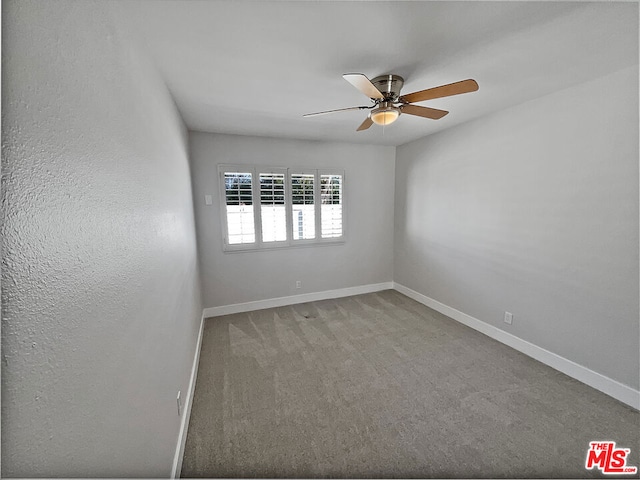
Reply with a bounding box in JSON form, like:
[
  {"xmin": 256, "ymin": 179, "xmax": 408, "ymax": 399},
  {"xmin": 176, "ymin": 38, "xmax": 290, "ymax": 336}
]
[
  {"xmin": 394, "ymin": 66, "xmax": 639, "ymax": 389},
  {"xmin": 1, "ymin": 1, "xmax": 202, "ymax": 476},
  {"xmin": 189, "ymin": 132, "xmax": 395, "ymax": 308}
]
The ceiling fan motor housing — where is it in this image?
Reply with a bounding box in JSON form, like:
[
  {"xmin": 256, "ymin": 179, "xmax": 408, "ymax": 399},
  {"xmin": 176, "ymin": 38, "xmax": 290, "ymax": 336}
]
[{"xmin": 371, "ymin": 74, "xmax": 404, "ymax": 101}]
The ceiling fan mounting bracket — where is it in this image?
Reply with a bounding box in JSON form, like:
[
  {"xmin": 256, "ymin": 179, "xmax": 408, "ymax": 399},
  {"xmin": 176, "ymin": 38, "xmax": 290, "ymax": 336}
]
[{"xmin": 370, "ymin": 74, "xmax": 404, "ymax": 101}]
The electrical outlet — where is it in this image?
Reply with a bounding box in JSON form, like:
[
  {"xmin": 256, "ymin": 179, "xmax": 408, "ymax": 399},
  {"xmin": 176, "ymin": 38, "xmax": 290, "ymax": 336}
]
[
  {"xmin": 295, "ymin": 280, "xmax": 301, "ymax": 289},
  {"xmin": 177, "ymin": 391, "xmax": 182, "ymax": 416},
  {"xmin": 504, "ymin": 312, "xmax": 513, "ymax": 325}
]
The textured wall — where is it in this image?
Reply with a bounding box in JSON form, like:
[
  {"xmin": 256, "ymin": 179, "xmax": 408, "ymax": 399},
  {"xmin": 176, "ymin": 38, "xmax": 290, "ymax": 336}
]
[
  {"xmin": 394, "ymin": 66, "xmax": 639, "ymax": 389},
  {"xmin": 190, "ymin": 132, "xmax": 395, "ymax": 308},
  {"xmin": 1, "ymin": 1, "xmax": 202, "ymax": 476}
]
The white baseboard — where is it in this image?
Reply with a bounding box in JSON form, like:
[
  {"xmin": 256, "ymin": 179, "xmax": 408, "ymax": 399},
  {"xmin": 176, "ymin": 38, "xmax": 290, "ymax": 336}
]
[
  {"xmin": 203, "ymin": 282, "xmax": 394, "ymax": 318},
  {"xmin": 171, "ymin": 311, "xmax": 206, "ymax": 478},
  {"xmin": 392, "ymin": 282, "xmax": 639, "ymax": 410}
]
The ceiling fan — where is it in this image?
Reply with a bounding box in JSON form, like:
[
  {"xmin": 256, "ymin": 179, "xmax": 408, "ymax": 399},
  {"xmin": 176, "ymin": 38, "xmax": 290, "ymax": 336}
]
[{"xmin": 303, "ymin": 74, "xmax": 479, "ymax": 131}]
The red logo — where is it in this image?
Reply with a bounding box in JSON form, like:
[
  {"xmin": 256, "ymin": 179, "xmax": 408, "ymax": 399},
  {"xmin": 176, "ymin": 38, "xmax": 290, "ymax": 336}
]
[{"xmin": 585, "ymin": 441, "xmax": 638, "ymax": 475}]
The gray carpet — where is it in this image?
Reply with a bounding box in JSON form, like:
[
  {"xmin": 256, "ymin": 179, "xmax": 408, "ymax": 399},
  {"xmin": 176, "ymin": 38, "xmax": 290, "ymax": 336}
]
[{"xmin": 181, "ymin": 290, "xmax": 639, "ymax": 478}]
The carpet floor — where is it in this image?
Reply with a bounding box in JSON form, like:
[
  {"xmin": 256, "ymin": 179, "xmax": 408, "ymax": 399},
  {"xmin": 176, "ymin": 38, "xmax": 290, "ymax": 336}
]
[{"xmin": 181, "ymin": 290, "xmax": 639, "ymax": 478}]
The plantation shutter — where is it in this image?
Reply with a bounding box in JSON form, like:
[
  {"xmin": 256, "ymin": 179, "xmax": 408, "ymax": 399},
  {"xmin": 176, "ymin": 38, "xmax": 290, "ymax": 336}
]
[
  {"xmin": 320, "ymin": 173, "xmax": 343, "ymax": 238},
  {"xmin": 259, "ymin": 171, "xmax": 287, "ymax": 242},
  {"xmin": 223, "ymin": 171, "xmax": 255, "ymax": 245},
  {"xmin": 291, "ymin": 173, "xmax": 316, "ymax": 240}
]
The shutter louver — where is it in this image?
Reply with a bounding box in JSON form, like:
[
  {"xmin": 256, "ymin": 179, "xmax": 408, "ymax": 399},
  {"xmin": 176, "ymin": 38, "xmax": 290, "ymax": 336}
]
[
  {"xmin": 260, "ymin": 172, "xmax": 287, "ymax": 242},
  {"xmin": 321, "ymin": 174, "xmax": 343, "ymax": 238},
  {"xmin": 291, "ymin": 173, "xmax": 316, "ymax": 240},
  {"xmin": 224, "ymin": 172, "xmax": 255, "ymax": 244}
]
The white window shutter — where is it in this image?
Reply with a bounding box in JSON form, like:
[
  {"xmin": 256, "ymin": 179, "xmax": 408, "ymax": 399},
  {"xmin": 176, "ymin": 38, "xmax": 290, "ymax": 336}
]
[
  {"xmin": 320, "ymin": 173, "xmax": 343, "ymax": 239},
  {"xmin": 290, "ymin": 172, "xmax": 316, "ymax": 240},
  {"xmin": 259, "ymin": 171, "xmax": 287, "ymax": 242},
  {"xmin": 223, "ymin": 171, "xmax": 255, "ymax": 245}
]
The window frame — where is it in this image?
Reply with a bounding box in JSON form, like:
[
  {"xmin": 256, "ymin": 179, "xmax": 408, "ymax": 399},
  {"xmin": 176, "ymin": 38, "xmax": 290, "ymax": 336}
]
[{"xmin": 218, "ymin": 164, "xmax": 345, "ymax": 252}]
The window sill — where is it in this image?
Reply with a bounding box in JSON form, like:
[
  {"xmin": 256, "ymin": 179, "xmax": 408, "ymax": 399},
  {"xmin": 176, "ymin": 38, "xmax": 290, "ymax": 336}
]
[{"xmin": 223, "ymin": 239, "xmax": 345, "ymax": 253}]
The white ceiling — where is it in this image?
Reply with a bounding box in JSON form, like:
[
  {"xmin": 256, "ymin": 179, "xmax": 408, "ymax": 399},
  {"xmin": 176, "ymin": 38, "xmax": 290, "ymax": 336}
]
[{"xmin": 120, "ymin": 1, "xmax": 638, "ymax": 147}]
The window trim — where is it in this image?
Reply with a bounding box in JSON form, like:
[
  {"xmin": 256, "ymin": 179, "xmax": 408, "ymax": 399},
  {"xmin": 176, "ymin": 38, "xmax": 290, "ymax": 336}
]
[{"xmin": 218, "ymin": 164, "xmax": 345, "ymax": 252}]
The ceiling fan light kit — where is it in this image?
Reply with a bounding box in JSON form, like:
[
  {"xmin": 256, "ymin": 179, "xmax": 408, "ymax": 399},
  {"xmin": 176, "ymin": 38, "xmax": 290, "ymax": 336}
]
[
  {"xmin": 370, "ymin": 102, "xmax": 400, "ymax": 126},
  {"xmin": 304, "ymin": 73, "xmax": 478, "ymax": 131}
]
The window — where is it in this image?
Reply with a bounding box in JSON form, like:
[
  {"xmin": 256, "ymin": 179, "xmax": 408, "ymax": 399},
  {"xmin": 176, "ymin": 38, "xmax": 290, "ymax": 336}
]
[{"xmin": 219, "ymin": 165, "xmax": 344, "ymax": 251}]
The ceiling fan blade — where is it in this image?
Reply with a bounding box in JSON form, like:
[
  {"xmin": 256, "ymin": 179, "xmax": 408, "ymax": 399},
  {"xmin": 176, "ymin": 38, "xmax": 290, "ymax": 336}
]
[
  {"xmin": 399, "ymin": 79, "xmax": 479, "ymax": 104},
  {"xmin": 400, "ymin": 104, "xmax": 449, "ymax": 120},
  {"xmin": 343, "ymin": 73, "xmax": 385, "ymax": 100},
  {"xmin": 356, "ymin": 116, "xmax": 373, "ymax": 131},
  {"xmin": 303, "ymin": 106, "xmax": 370, "ymax": 117}
]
